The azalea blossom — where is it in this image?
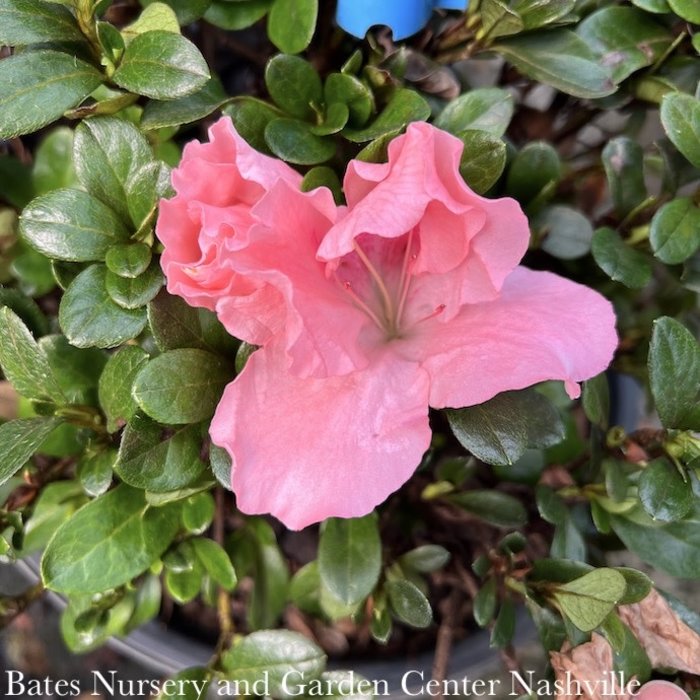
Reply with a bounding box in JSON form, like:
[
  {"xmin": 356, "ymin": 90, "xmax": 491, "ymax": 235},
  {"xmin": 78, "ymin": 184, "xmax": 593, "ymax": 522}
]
[{"xmin": 159, "ymin": 117, "xmax": 617, "ymax": 530}]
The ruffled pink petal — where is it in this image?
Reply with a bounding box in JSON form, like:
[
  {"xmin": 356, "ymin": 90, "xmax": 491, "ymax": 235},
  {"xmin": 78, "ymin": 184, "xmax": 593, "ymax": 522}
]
[
  {"xmin": 396, "ymin": 267, "xmax": 617, "ymax": 408},
  {"xmin": 221, "ymin": 182, "xmax": 373, "ymax": 377},
  {"xmin": 210, "ymin": 343, "xmax": 432, "ymax": 530},
  {"xmin": 636, "ymin": 681, "xmax": 690, "ymax": 700}
]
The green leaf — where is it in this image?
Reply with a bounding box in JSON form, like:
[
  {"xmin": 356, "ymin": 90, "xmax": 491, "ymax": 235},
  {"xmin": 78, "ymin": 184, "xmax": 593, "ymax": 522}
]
[
  {"xmin": 592, "ymin": 227, "xmax": 652, "ymax": 289},
  {"xmin": 492, "ymin": 30, "xmax": 616, "ymax": 99},
  {"xmin": 324, "ymin": 73, "xmax": 374, "ymax": 127},
  {"xmin": 105, "ymin": 263, "xmax": 163, "ymax": 310},
  {"xmin": 582, "ymin": 373, "xmax": 610, "ymax": 429},
  {"xmin": 448, "ymin": 490, "xmax": 527, "ymax": 528},
  {"xmin": 32, "ymin": 127, "xmax": 78, "ymax": 195},
  {"xmin": 638, "ymin": 458, "xmax": 693, "ymax": 522},
  {"xmin": 112, "ymin": 31, "xmax": 209, "ymax": 100},
  {"xmin": 343, "ymin": 89, "xmax": 430, "ymax": 143},
  {"xmin": 77, "ymin": 449, "xmax": 114, "ymax": 497},
  {"xmin": 142, "ymin": 0, "xmax": 212, "ymax": 25},
  {"xmin": 0, "ymin": 156, "xmax": 33, "ymax": 209},
  {"xmin": 191, "ymin": 537, "xmax": 237, "ymax": 590},
  {"xmin": 536, "ymin": 205, "xmax": 594, "ymax": 260},
  {"xmin": 140, "ymin": 77, "xmax": 227, "ymax": 130},
  {"xmin": 73, "ymin": 117, "xmax": 155, "ymax": 227},
  {"xmin": 612, "ymin": 505, "xmax": 700, "ymax": 578},
  {"xmin": 20, "ymin": 189, "xmax": 129, "ymax": 261},
  {"xmin": 505, "ymin": 141, "xmax": 561, "ymax": 204},
  {"xmin": 0, "ymin": 50, "xmax": 102, "ymax": 140},
  {"xmin": 613, "ymin": 622, "xmax": 651, "ymax": 685},
  {"xmin": 98, "ymin": 345, "xmax": 149, "ymax": 432},
  {"xmin": 0, "ymin": 288, "xmax": 49, "ymax": 337},
  {"xmin": 660, "ymin": 93, "xmax": 700, "ymax": 169},
  {"xmin": 132, "ymin": 348, "xmax": 232, "ymax": 424},
  {"xmin": 265, "ymin": 118, "xmax": 336, "ymax": 165},
  {"xmin": 203, "ymin": 0, "xmax": 273, "ymax": 30},
  {"xmin": 267, "ymin": 0, "xmax": 317, "ymax": 54},
  {"xmin": 668, "ymin": 0, "xmax": 700, "ymax": 23},
  {"xmin": 435, "ymin": 88, "xmax": 514, "ymax": 137},
  {"xmin": 473, "ymin": 577, "xmax": 498, "ymax": 627},
  {"xmin": 122, "ymin": 2, "xmax": 180, "ymax": 42},
  {"xmin": 147, "ymin": 289, "xmax": 237, "ymax": 355},
  {"xmin": 105, "ymin": 243, "xmax": 152, "ymax": 279},
  {"xmin": 615, "ymin": 567, "xmax": 652, "ymax": 605},
  {"xmin": 458, "ymin": 129, "xmax": 507, "ymax": 194},
  {"xmin": 301, "ymin": 166, "xmax": 342, "ymax": 203},
  {"xmin": 311, "ymin": 102, "xmax": 349, "ymax": 136},
  {"xmin": 399, "ymin": 545, "xmax": 450, "ymax": 574},
  {"xmin": 514, "ymin": 0, "xmax": 576, "ymax": 30},
  {"xmin": 0, "ymin": 417, "xmax": 63, "ymax": 486},
  {"xmin": 576, "ymin": 6, "xmax": 672, "ymax": 83},
  {"xmin": 631, "ymin": 0, "xmax": 670, "ymax": 11},
  {"xmin": 650, "ymin": 197, "xmax": 700, "ymax": 265},
  {"xmin": 223, "ymin": 97, "xmax": 282, "ymax": 153},
  {"xmin": 221, "ymin": 630, "xmax": 326, "ymax": 696},
  {"xmin": 648, "ymin": 317, "xmax": 700, "ymax": 430},
  {"xmin": 318, "ymin": 515, "xmax": 381, "ymax": 605},
  {"xmin": 386, "ymin": 579, "xmax": 432, "ymax": 629},
  {"xmin": 552, "ymin": 568, "xmax": 627, "ymax": 632},
  {"xmin": 0, "ymin": 0, "xmax": 84, "ymax": 45},
  {"xmin": 481, "ymin": 0, "xmax": 524, "ymax": 39},
  {"xmin": 59, "ymin": 265, "xmax": 147, "ymax": 348},
  {"xmin": 181, "ymin": 492, "xmax": 214, "ymax": 534},
  {"xmin": 446, "ymin": 388, "xmax": 564, "ymax": 466},
  {"xmin": 115, "ymin": 414, "xmax": 206, "ymax": 492},
  {"xmin": 41, "ymin": 484, "xmax": 180, "ymax": 594},
  {"xmin": 491, "ymin": 598, "xmax": 516, "ymax": 648},
  {"xmin": 602, "ymin": 137, "xmax": 646, "ymax": 217},
  {"xmin": 265, "ymin": 54, "xmax": 322, "ymax": 119},
  {"xmin": 0, "ymin": 306, "xmax": 65, "ymax": 403}
]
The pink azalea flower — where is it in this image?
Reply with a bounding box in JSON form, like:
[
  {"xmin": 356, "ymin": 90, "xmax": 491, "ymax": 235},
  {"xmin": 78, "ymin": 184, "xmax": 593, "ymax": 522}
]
[
  {"xmin": 636, "ymin": 681, "xmax": 690, "ymax": 700},
  {"xmin": 157, "ymin": 118, "xmax": 301, "ymax": 345},
  {"xmin": 169, "ymin": 119, "xmax": 617, "ymax": 530}
]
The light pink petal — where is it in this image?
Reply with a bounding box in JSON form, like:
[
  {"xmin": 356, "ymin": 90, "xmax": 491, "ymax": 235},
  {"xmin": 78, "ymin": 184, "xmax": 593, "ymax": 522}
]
[
  {"xmin": 396, "ymin": 267, "xmax": 617, "ymax": 408},
  {"xmin": 636, "ymin": 681, "xmax": 690, "ymax": 700},
  {"xmin": 223, "ymin": 182, "xmax": 373, "ymax": 377},
  {"xmin": 210, "ymin": 343, "xmax": 432, "ymax": 530}
]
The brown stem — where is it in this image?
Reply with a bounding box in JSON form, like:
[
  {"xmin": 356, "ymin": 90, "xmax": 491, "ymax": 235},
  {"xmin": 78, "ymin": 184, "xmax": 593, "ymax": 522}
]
[
  {"xmin": 212, "ymin": 487, "xmax": 233, "ymax": 663},
  {"xmin": 0, "ymin": 583, "xmax": 44, "ymax": 628},
  {"xmin": 432, "ymin": 589, "xmax": 462, "ymax": 698}
]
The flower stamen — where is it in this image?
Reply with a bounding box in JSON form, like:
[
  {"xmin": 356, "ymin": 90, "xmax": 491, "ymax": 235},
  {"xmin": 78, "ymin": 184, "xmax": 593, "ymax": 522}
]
[{"xmin": 352, "ymin": 240, "xmax": 395, "ymax": 327}]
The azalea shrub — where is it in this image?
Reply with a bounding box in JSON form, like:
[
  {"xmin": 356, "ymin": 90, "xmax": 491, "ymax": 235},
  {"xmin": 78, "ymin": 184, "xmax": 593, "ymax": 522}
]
[{"xmin": 1, "ymin": 0, "xmax": 700, "ymax": 693}]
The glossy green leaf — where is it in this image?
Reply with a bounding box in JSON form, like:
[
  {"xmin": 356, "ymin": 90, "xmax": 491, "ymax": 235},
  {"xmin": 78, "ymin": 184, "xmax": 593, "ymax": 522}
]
[
  {"xmin": 115, "ymin": 414, "xmax": 206, "ymax": 491},
  {"xmin": 221, "ymin": 630, "xmax": 326, "ymax": 696},
  {"xmin": 343, "ymin": 89, "xmax": 430, "ymax": 143},
  {"xmin": 311, "ymin": 102, "xmax": 349, "ymax": 136},
  {"xmin": 576, "ymin": 6, "xmax": 672, "ymax": 83},
  {"xmin": 268, "ymin": 0, "xmax": 317, "ymax": 54},
  {"xmin": 59, "ymin": 265, "xmax": 147, "ymax": 348},
  {"xmin": 399, "ymin": 545, "xmax": 450, "ymax": 574},
  {"xmin": 449, "ymin": 490, "xmax": 527, "ymax": 528},
  {"xmin": 446, "ymin": 389, "xmax": 564, "ymax": 466},
  {"xmin": 458, "ymin": 129, "xmax": 507, "ymax": 194},
  {"xmin": 505, "ymin": 141, "xmax": 561, "ymax": 204},
  {"xmin": 648, "ymin": 317, "xmax": 700, "ymax": 430},
  {"xmin": 105, "ymin": 243, "xmax": 152, "ymax": 279},
  {"xmin": 660, "ymin": 93, "xmax": 700, "ymax": 169},
  {"xmin": 223, "ymin": 97, "xmax": 282, "ymax": 153},
  {"xmin": 582, "ymin": 373, "xmax": 610, "ymax": 429},
  {"xmin": 73, "ymin": 117, "xmax": 155, "ymax": 227},
  {"xmin": 105, "ymin": 264, "xmax": 163, "ymax": 310},
  {"xmin": 324, "ymin": 73, "xmax": 374, "ymax": 127},
  {"xmin": 513, "ymin": 0, "xmax": 576, "ymax": 29},
  {"xmin": 192, "ymin": 537, "xmax": 236, "ymax": 590},
  {"xmin": 301, "ymin": 166, "xmax": 342, "ymax": 203},
  {"xmin": 318, "ymin": 515, "xmax": 381, "ymax": 605},
  {"xmin": 132, "ymin": 349, "xmax": 232, "ymax": 424},
  {"xmin": 98, "ymin": 345, "xmax": 149, "ymax": 432},
  {"xmin": 474, "ymin": 577, "xmax": 498, "ymax": 627},
  {"xmin": 203, "ymin": 0, "xmax": 272, "ymax": 30},
  {"xmin": 650, "ymin": 197, "xmax": 700, "ymax": 265},
  {"xmin": 181, "ymin": 492, "xmax": 214, "ymax": 534},
  {"xmin": 668, "ymin": 0, "xmax": 700, "ymax": 22},
  {"xmin": 122, "ymin": 2, "xmax": 180, "ymax": 42},
  {"xmin": 32, "ymin": 127, "xmax": 77, "ymax": 195},
  {"xmin": 386, "ymin": 579, "xmax": 432, "ymax": 628},
  {"xmin": 265, "ymin": 54, "xmax": 322, "ymax": 119},
  {"xmin": 0, "ymin": 51, "xmax": 102, "ymax": 139},
  {"xmin": 20, "ymin": 189, "xmax": 130, "ymax": 262},
  {"xmin": 611, "ymin": 505, "xmax": 700, "ymax": 578},
  {"xmin": 492, "ymin": 30, "xmax": 616, "ymax": 99},
  {"xmin": 77, "ymin": 449, "xmax": 114, "ymax": 497},
  {"xmin": 592, "ymin": 227, "xmax": 652, "ymax": 289},
  {"xmin": 0, "ymin": 417, "xmax": 63, "ymax": 486},
  {"xmin": 41, "ymin": 484, "xmax": 180, "ymax": 594},
  {"xmin": 553, "ymin": 568, "xmax": 627, "ymax": 632},
  {"xmin": 631, "ymin": 0, "xmax": 670, "ymax": 11},
  {"xmin": 536, "ymin": 205, "xmax": 594, "ymax": 260},
  {"xmin": 112, "ymin": 31, "xmax": 209, "ymax": 100},
  {"xmin": 435, "ymin": 88, "xmax": 514, "ymax": 137},
  {"xmin": 639, "ymin": 458, "xmax": 693, "ymax": 522},
  {"xmin": 0, "ymin": 0, "xmax": 84, "ymax": 45},
  {"xmin": 265, "ymin": 119, "xmax": 335, "ymax": 165},
  {"xmin": 141, "ymin": 77, "xmax": 227, "ymax": 130},
  {"xmin": 602, "ymin": 137, "xmax": 646, "ymax": 217},
  {"xmin": 481, "ymin": 0, "xmax": 524, "ymax": 39},
  {"xmin": 490, "ymin": 598, "xmax": 516, "ymax": 648},
  {"xmin": 142, "ymin": 0, "xmax": 212, "ymax": 25},
  {"xmin": 0, "ymin": 306, "xmax": 65, "ymax": 403}
]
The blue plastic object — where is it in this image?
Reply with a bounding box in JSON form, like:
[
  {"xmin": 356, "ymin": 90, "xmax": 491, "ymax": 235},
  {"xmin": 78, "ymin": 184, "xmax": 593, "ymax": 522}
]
[{"xmin": 336, "ymin": 0, "xmax": 469, "ymax": 41}]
